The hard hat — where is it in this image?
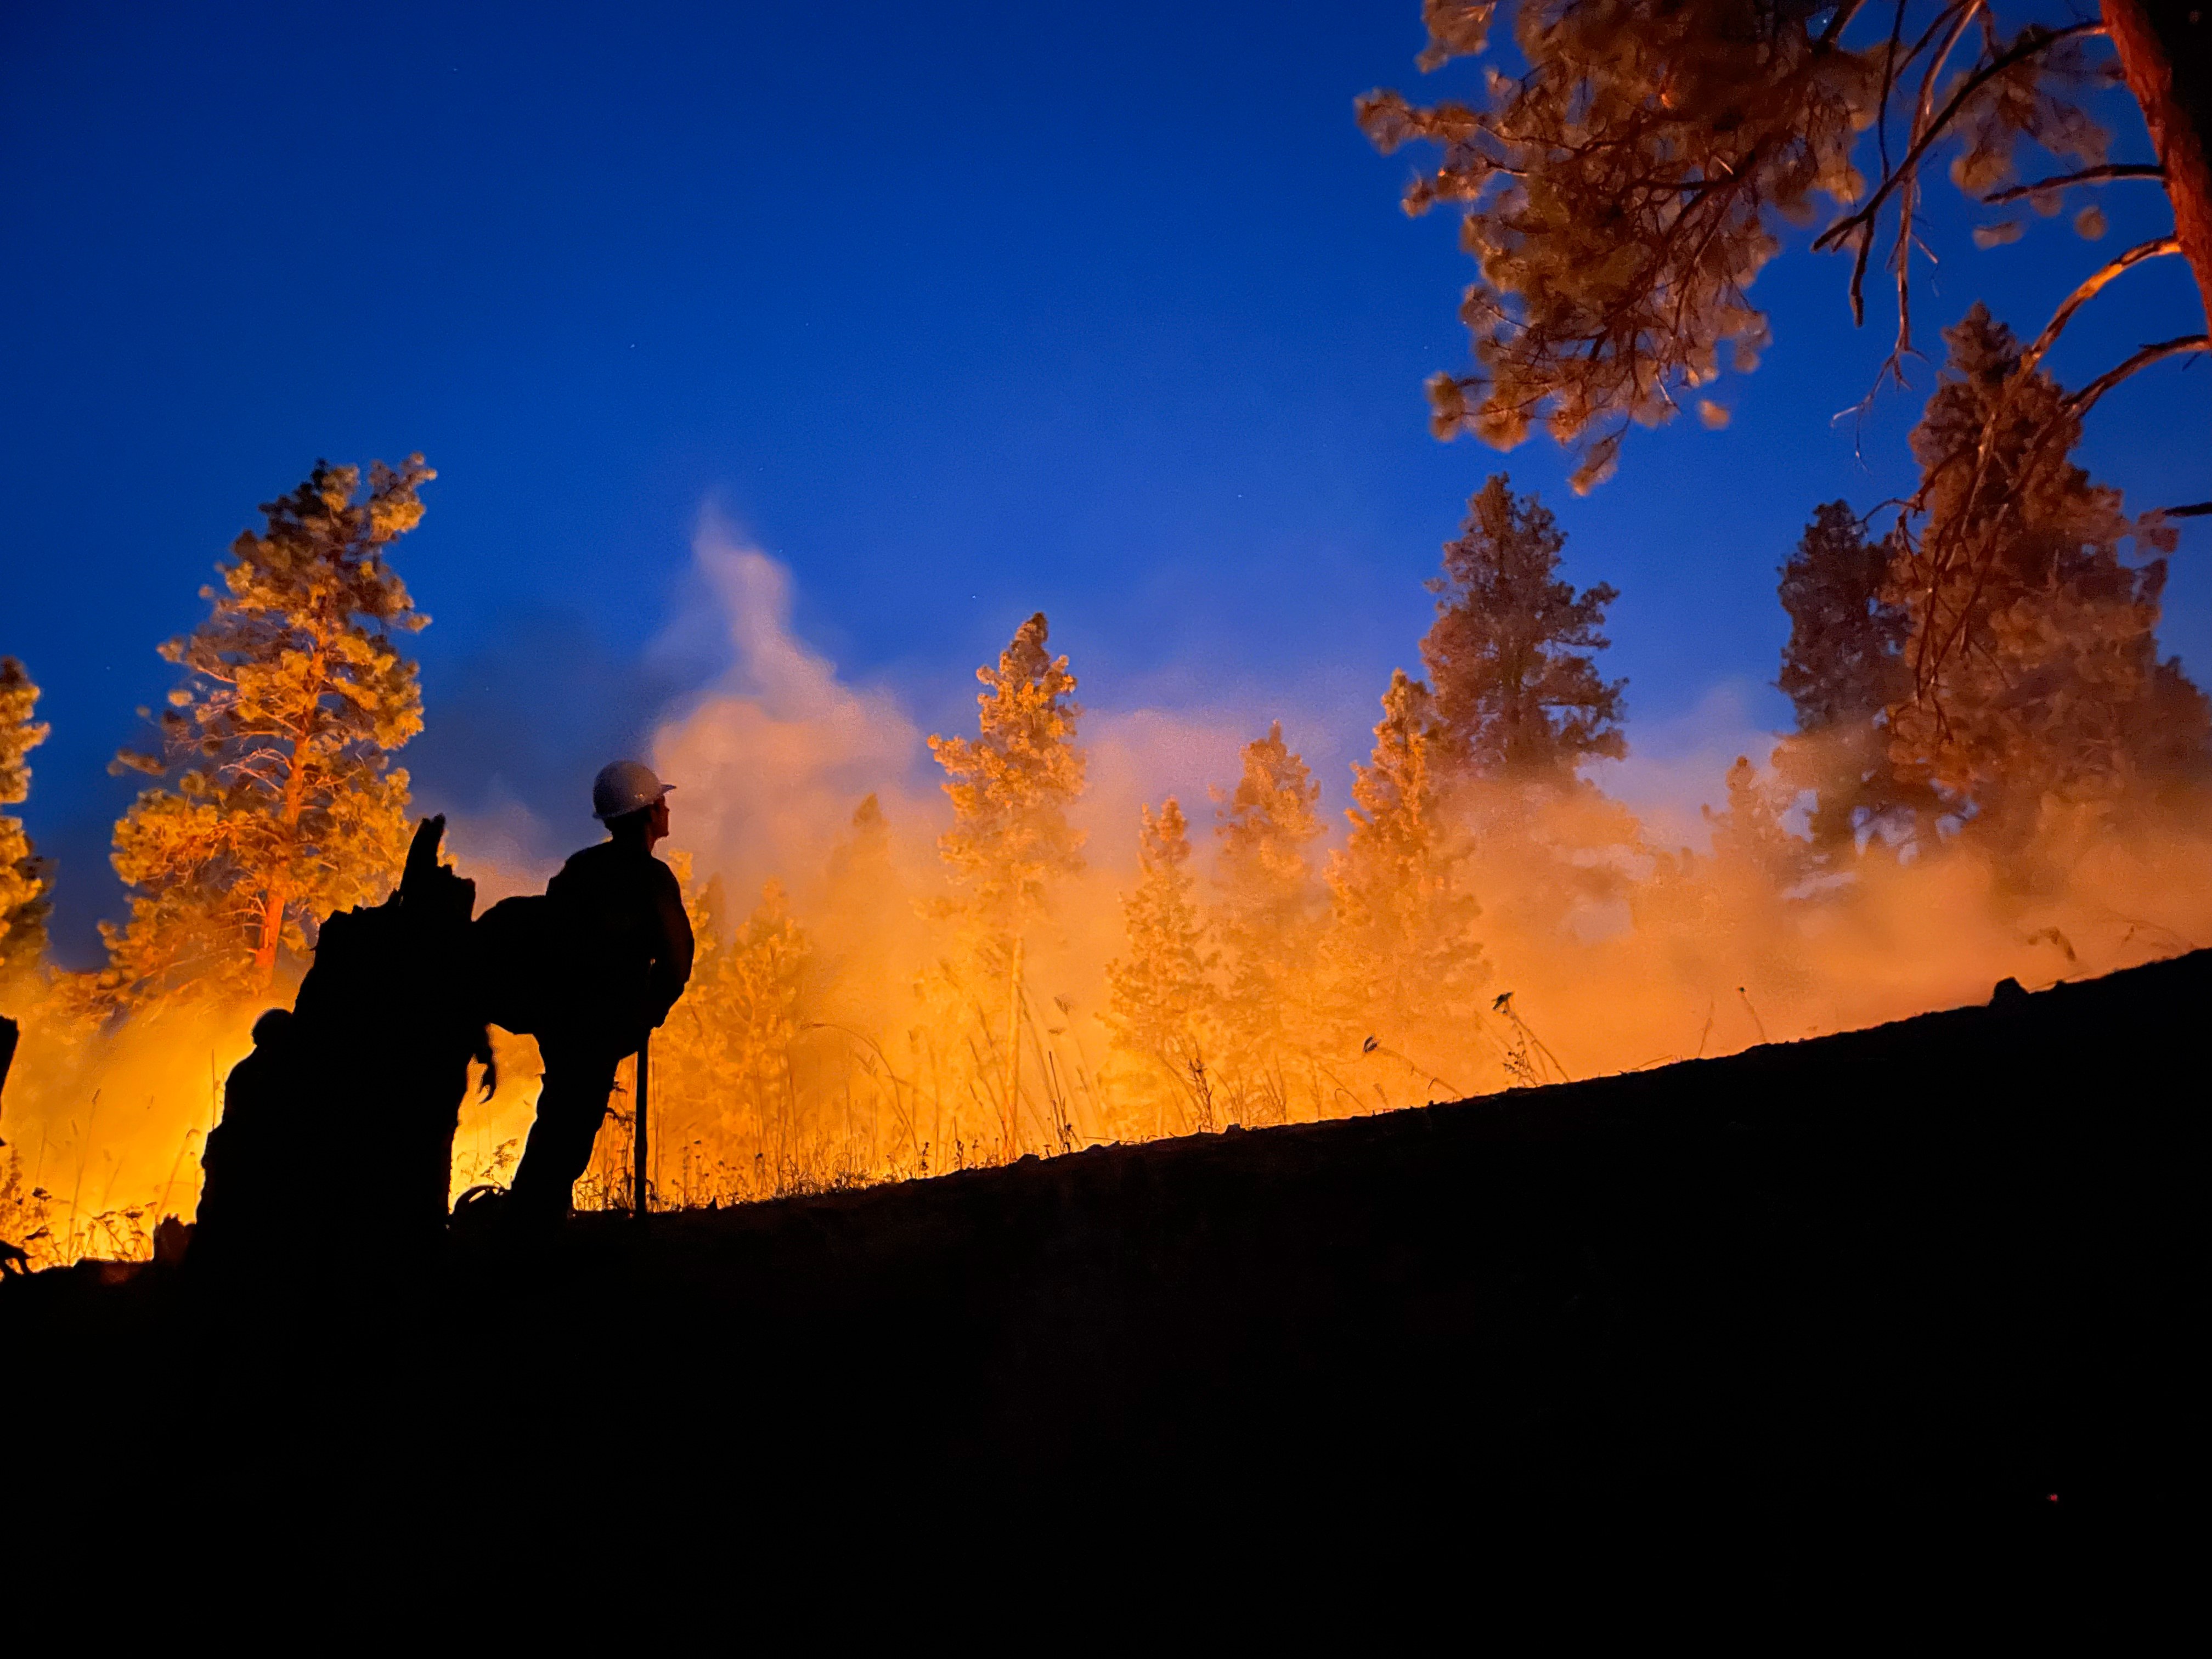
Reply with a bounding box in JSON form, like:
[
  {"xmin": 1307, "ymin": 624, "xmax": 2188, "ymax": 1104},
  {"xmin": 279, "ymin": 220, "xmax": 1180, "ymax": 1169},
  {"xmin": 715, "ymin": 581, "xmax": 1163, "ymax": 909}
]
[{"xmin": 591, "ymin": 760, "xmax": 675, "ymax": 821}]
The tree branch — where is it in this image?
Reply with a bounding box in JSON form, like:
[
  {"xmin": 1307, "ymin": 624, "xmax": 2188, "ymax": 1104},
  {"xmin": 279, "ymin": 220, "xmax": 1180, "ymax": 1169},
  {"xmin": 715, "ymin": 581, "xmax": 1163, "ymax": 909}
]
[
  {"xmin": 2066, "ymin": 334, "xmax": 2210, "ymax": 420},
  {"xmin": 1980, "ymin": 162, "xmax": 2165, "ymax": 203},
  {"xmin": 1815, "ymin": 19, "xmax": 2106, "ymax": 255},
  {"xmin": 2021, "ymin": 236, "xmax": 2182, "ymax": 377}
]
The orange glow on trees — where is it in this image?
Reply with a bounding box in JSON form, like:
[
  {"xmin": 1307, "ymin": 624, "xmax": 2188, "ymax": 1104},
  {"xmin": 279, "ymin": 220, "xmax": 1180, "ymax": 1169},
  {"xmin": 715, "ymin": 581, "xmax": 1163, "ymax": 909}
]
[
  {"xmin": 0, "ymin": 658, "xmax": 51, "ymax": 974},
  {"xmin": 104, "ymin": 458, "xmax": 433, "ymax": 1002},
  {"xmin": 928, "ymin": 613, "xmax": 1087, "ymax": 1157}
]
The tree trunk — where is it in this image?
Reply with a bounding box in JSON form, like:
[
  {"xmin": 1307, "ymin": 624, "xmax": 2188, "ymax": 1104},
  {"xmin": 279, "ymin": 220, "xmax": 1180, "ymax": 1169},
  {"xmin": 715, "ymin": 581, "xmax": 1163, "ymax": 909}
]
[
  {"xmin": 2106, "ymin": 0, "xmax": 2212, "ymax": 331},
  {"xmin": 1003, "ymin": 933, "xmax": 1024, "ymax": 1161},
  {"xmin": 251, "ymin": 878, "xmax": 287, "ymax": 988},
  {"xmin": 253, "ymin": 647, "xmax": 326, "ymax": 988}
]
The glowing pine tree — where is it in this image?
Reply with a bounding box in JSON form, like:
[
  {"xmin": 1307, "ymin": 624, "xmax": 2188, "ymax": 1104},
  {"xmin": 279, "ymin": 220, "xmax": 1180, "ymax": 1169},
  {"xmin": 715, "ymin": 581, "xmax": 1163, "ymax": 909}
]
[
  {"xmin": 1105, "ymin": 798, "xmax": 1219, "ymax": 1132},
  {"xmin": 1321, "ymin": 670, "xmax": 1486, "ymax": 1100},
  {"xmin": 0, "ymin": 658, "xmax": 52, "ymax": 973},
  {"xmin": 818, "ymin": 793, "xmax": 901, "ymax": 977},
  {"xmin": 927, "ymin": 613, "xmax": 1085, "ymax": 1156},
  {"xmin": 1209, "ymin": 722, "xmax": 1323, "ymax": 1119},
  {"xmin": 105, "ymin": 458, "xmax": 433, "ymax": 1000},
  {"xmin": 713, "ymin": 882, "xmax": 811, "ymax": 1177},
  {"xmin": 653, "ymin": 874, "xmax": 811, "ymax": 1195}
]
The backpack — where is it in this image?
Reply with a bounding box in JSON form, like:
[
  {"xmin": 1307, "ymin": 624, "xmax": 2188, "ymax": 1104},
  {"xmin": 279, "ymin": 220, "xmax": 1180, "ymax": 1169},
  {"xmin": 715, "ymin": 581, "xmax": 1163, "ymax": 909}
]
[{"xmin": 475, "ymin": 894, "xmax": 573, "ymax": 1036}]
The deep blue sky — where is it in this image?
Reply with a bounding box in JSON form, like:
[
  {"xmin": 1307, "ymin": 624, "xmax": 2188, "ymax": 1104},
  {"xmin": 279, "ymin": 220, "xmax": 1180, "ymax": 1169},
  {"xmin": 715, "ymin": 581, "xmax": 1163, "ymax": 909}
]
[{"xmin": 5, "ymin": 0, "xmax": 2206, "ymax": 965}]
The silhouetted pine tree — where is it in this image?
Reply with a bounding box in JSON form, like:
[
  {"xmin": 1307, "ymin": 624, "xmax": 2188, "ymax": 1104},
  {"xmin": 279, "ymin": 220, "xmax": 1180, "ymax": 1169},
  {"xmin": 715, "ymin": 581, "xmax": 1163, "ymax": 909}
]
[
  {"xmin": 1773, "ymin": 501, "xmax": 1926, "ymax": 857},
  {"xmin": 1888, "ymin": 306, "xmax": 2211, "ymax": 857},
  {"xmin": 105, "ymin": 458, "xmax": 433, "ymax": 1000},
  {"xmin": 1421, "ymin": 475, "xmax": 1624, "ymax": 786}
]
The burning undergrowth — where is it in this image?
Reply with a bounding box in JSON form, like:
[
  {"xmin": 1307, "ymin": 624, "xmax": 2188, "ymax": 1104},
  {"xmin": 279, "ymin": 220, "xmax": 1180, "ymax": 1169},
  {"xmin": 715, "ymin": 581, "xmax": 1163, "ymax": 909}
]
[
  {"xmin": 3, "ymin": 419, "xmax": 2208, "ymax": 1263},
  {"xmin": 433, "ymin": 499, "xmax": 2211, "ymax": 1222}
]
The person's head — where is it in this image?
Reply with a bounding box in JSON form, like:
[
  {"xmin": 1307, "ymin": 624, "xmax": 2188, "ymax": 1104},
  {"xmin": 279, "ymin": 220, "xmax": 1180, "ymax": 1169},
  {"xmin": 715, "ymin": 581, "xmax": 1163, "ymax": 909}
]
[
  {"xmin": 606, "ymin": 795, "xmax": 670, "ymax": 849},
  {"xmin": 591, "ymin": 760, "xmax": 674, "ymax": 848}
]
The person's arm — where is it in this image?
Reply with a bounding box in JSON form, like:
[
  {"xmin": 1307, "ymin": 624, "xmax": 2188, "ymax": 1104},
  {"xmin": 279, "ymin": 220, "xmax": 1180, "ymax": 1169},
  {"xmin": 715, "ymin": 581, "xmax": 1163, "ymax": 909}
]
[{"xmin": 645, "ymin": 864, "xmax": 695, "ymax": 1026}]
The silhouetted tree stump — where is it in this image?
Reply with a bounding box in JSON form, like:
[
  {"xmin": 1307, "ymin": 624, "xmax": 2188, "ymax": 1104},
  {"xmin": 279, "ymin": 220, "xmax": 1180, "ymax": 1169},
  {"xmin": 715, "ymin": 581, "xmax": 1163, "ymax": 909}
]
[{"xmin": 193, "ymin": 816, "xmax": 489, "ymax": 1279}]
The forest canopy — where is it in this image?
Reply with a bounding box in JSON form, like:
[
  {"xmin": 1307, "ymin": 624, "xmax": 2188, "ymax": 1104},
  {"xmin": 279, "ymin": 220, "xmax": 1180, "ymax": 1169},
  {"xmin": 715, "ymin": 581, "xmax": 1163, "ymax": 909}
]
[{"xmin": 1360, "ymin": 1, "xmax": 2209, "ymax": 494}]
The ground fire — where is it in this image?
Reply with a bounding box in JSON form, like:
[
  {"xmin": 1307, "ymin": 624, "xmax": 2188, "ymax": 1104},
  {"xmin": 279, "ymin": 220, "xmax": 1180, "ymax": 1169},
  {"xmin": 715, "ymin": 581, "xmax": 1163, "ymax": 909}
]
[{"xmin": 3, "ymin": 404, "xmax": 2210, "ymax": 1266}]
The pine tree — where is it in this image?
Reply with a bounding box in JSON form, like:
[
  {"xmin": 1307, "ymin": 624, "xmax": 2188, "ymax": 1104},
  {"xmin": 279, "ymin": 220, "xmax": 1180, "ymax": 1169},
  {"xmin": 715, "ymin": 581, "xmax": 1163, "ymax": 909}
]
[
  {"xmin": 927, "ymin": 613, "xmax": 1086, "ymax": 1155},
  {"xmin": 826, "ymin": 792, "xmax": 892, "ymax": 899},
  {"xmin": 1420, "ymin": 474, "xmax": 1624, "ymax": 783},
  {"xmin": 0, "ymin": 658, "xmax": 52, "ymax": 972},
  {"xmin": 1887, "ymin": 306, "xmax": 2210, "ymax": 854},
  {"xmin": 1702, "ymin": 755, "xmax": 1801, "ymax": 888},
  {"xmin": 813, "ymin": 792, "xmax": 922, "ymax": 1069},
  {"xmin": 1209, "ymin": 722, "xmax": 1323, "ymax": 1118},
  {"xmin": 1778, "ymin": 504, "xmax": 1908, "ymax": 733},
  {"xmin": 1361, "ymin": 3, "xmax": 2208, "ymax": 492},
  {"xmin": 654, "ymin": 875, "xmax": 813, "ymax": 1194},
  {"xmin": 104, "ymin": 458, "xmax": 434, "ymax": 1000},
  {"xmin": 1773, "ymin": 501, "xmax": 1924, "ymax": 855},
  {"xmin": 714, "ymin": 882, "xmax": 810, "ymax": 1178},
  {"xmin": 1321, "ymin": 671, "xmax": 1486, "ymax": 1098},
  {"xmin": 1106, "ymin": 798, "xmax": 1219, "ymax": 1132}
]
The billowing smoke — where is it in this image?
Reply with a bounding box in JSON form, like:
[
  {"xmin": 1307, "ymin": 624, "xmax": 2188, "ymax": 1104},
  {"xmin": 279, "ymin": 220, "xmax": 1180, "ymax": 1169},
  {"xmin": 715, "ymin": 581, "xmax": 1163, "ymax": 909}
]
[
  {"xmin": 8, "ymin": 511, "xmax": 2210, "ymax": 1262},
  {"xmin": 651, "ymin": 518, "xmax": 937, "ymax": 901}
]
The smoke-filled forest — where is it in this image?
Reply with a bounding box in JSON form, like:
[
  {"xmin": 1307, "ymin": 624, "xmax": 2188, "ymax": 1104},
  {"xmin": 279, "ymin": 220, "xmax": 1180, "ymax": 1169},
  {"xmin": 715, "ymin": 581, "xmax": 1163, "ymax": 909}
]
[
  {"xmin": 3, "ymin": 304, "xmax": 2206, "ymax": 1268},
  {"xmin": 3, "ymin": 0, "xmax": 2209, "ymax": 1276}
]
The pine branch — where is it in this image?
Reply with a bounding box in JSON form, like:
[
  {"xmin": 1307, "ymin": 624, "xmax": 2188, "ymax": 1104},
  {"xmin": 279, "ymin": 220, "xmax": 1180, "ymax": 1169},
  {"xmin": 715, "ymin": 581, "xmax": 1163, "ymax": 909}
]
[
  {"xmin": 1815, "ymin": 19, "xmax": 2106, "ymax": 257},
  {"xmin": 2066, "ymin": 334, "xmax": 2210, "ymax": 420},
  {"xmin": 1980, "ymin": 162, "xmax": 2165, "ymax": 204},
  {"xmin": 2020, "ymin": 236, "xmax": 2183, "ymax": 378}
]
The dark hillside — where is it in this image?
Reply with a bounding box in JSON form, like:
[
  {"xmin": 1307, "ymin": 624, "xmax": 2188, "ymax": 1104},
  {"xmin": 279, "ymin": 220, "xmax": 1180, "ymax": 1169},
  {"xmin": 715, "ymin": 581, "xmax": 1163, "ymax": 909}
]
[{"xmin": 8, "ymin": 952, "xmax": 2205, "ymax": 1528}]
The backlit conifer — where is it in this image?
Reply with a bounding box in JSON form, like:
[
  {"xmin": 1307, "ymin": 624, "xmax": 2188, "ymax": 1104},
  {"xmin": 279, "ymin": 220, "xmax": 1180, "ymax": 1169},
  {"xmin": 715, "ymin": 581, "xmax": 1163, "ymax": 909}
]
[
  {"xmin": 1703, "ymin": 755, "xmax": 1802, "ymax": 888},
  {"xmin": 1421, "ymin": 474, "xmax": 1624, "ymax": 785},
  {"xmin": 1773, "ymin": 501, "xmax": 1927, "ymax": 855},
  {"xmin": 0, "ymin": 658, "xmax": 52, "ymax": 972},
  {"xmin": 928, "ymin": 613, "xmax": 1086, "ymax": 1154},
  {"xmin": 1321, "ymin": 670, "xmax": 1486, "ymax": 1095},
  {"xmin": 681, "ymin": 879, "xmax": 811, "ymax": 1177},
  {"xmin": 1887, "ymin": 306, "xmax": 2210, "ymax": 855},
  {"xmin": 104, "ymin": 458, "xmax": 433, "ymax": 1000},
  {"xmin": 815, "ymin": 792, "xmax": 907, "ymax": 998},
  {"xmin": 1106, "ymin": 798, "xmax": 1219, "ymax": 1131},
  {"xmin": 1209, "ymin": 723, "xmax": 1323, "ymax": 1118},
  {"xmin": 1362, "ymin": 3, "xmax": 2209, "ymax": 493}
]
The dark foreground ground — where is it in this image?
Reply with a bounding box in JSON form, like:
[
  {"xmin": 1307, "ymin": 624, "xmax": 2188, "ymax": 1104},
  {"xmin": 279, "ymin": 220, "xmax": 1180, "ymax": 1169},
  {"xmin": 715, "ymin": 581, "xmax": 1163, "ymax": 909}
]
[{"xmin": 7, "ymin": 953, "xmax": 2204, "ymax": 1538}]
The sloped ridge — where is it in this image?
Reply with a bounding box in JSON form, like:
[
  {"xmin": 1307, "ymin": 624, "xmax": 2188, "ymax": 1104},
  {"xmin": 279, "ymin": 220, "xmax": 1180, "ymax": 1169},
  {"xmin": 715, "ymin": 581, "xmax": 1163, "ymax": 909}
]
[{"xmin": 9, "ymin": 951, "xmax": 2205, "ymax": 1523}]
